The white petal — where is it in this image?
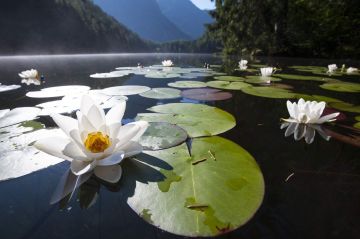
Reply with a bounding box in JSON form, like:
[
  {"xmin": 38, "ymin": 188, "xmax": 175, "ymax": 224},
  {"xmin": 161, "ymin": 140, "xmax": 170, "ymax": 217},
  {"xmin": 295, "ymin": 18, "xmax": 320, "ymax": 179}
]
[
  {"xmin": 105, "ymin": 100, "xmax": 126, "ymax": 125},
  {"xmin": 115, "ymin": 124, "xmax": 142, "ymax": 147},
  {"xmin": 51, "ymin": 113, "xmax": 78, "ymax": 136},
  {"xmin": 62, "ymin": 141, "xmax": 89, "ymax": 161},
  {"xmin": 94, "ymin": 165, "xmax": 122, "ymax": 183},
  {"xmin": 34, "ymin": 137, "xmax": 72, "ymax": 161},
  {"xmin": 286, "ymin": 101, "xmax": 295, "ymax": 119},
  {"xmin": 317, "ymin": 112, "xmax": 340, "ymax": 124},
  {"xmin": 108, "ymin": 122, "xmax": 122, "ymax": 139},
  {"xmin": 86, "ymin": 105, "xmax": 106, "ymax": 130},
  {"xmin": 122, "ymin": 141, "xmax": 143, "ymax": 158},
  {"xmin": 76, "ymin": 111, "xmax": 96, "ymax": 140},
  {"xmin": 126, "ymin": 121, "xmax": 149, "ymax": 142},
  {"xmin": 71, "ymin": 159, "xmax": 96, "ymax": 176},
  {"xmin": 97, "ymin": 151, "xmax": 125, "ymax": 166},
  {"xmin": 80, "ymin": 94, "xmax": 95, "ymax": 115}
]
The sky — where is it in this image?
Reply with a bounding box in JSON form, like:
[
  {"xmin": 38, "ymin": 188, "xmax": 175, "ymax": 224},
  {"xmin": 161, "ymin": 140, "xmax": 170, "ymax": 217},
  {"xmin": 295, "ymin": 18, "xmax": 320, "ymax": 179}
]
[{"xmin": 191, "ymin": 0, "xmax": 215, "ymax": 10}]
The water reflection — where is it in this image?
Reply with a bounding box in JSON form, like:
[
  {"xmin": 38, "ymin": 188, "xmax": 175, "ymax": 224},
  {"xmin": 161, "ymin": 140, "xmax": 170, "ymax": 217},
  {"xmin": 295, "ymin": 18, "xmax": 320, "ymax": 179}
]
[{"xmin": 280, "ymin": 122, "xmax": 330, "ymax": 144}]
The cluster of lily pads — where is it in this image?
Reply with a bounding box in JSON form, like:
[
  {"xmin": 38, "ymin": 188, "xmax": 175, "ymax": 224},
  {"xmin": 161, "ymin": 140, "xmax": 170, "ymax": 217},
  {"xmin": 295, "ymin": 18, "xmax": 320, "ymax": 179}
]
[{"xmin": 0, "ymin": 59, "xmax": 358, "ymax": 237}]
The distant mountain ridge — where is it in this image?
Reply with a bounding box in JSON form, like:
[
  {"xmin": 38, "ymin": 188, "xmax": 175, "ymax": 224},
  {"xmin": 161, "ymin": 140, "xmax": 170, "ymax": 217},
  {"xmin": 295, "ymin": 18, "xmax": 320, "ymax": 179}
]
[
  {"xmin": 157, "ymin": 0, "xmax": 213, "ymax": 39},
  {"xmin": 93, "ymin": 0, "xmax": 191, "ymax": 43},
  {"xmin": 0, "ymin": 0, "xmax": 149, "ymax": 54}
]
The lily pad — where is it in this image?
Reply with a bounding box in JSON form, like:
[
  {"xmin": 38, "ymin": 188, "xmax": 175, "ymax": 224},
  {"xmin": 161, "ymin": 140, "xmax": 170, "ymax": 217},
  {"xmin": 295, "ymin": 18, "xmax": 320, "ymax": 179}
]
[
  {"xmin": 206, "ymin": 81, "xmax": 251, "ymax": 90},
  {"xmin": 213, "ymin": 76, "xmax": 246, "ymax": 82},
  {"xmin": 138, "ymin": 122, "xmax": 188, "ymax": 150},
  {"xmin": 241, "ymin": 86, "xmax": 296, "ymax": 99},
  {"xmin": 136, "ymin": 103, "xmax": 236, "ymax": 138},
  {"xmin": 320, "ymin": 82, "xmax": 360, "ymax": 93},
  {"xmin": 329, "ymin": 102, "xmax": 360, "ymax": 113},
  {"xmin": 0, "ymin": 84, "xmax": 21, "ymax": 92},
  {"xmin": 275, "ymin": 74, "xmax": 334, "ymax": 82},
  {"xmin": 127, "ymin": 136, "xmax": 265, "ymax": 237},
  {"xmin": 101, "ymin": 85, "xmax": 151, "ymax": 96},
  {"xmin": 145, "ymin": 72, "xmax": 181, "ymax": 79},
  {"xmin": 26, "ymin": 85, "xmax": 90, "ymax": 98},
  {"xmin": 295, "ymin": 94, "xmax": 343, "ymax": 103},
  {"xmin": 140, "ymin": 88, "xmax": 181, "ymax": 99},
  {"xmin": 90, "ymin": 71, "xmax": 130, "ymax": 78},
  {"xmin": 244, "ymin": 76, "xmax": 282, "ymax": 84},
  {"xmin": 0, "ymin": 128, "xmax": 65, "ymax": 182},
  {"xmin": 168, "ymin": 81, "xmax": 207, "ymax": 89},
  {"xmin": 0, "ymin": 107, "xmax": 41, "ymax": 128},
  {"xmin": 182, "ymin": 88, "xmax": 233, "ymax": 101}
]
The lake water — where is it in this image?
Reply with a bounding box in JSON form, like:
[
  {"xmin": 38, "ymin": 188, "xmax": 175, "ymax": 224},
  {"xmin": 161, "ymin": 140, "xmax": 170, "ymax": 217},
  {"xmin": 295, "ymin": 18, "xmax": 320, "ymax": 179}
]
[{"xmin": 0, "ymin": 53, "xmax": 359, "ymax": 239}]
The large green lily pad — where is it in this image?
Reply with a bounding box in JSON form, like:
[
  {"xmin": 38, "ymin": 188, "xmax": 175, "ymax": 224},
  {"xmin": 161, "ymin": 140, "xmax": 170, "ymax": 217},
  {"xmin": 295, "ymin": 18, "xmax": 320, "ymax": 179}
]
[
  {"xmin": 245, "ymin": 76, "xmax": 282, "ymax": 84},
  {"xmin": 127, "ymin": 136, "xmax": 265, "ymax": 237},
  {"xmin": 136, "ymin": 103, "xmax": 236, "ymax": 138},
  {"xmin": 138, "ymin": 122, "xmax": 188, "ymax": 150},
  {"xmin": 101, "ymin": 85, "xmax": 151, "ymax": 96},
  {"xmin": 213, "ymin": 76, "xmax": 246, "ymax": 82},
  {"xmin": 206, "ymin": 81, "xmax": 251, "ymax": 90},
  {"xmin": 329, "ymin": 102, "xmax": 360, "ymax": 113},
  {"xmin": 295, "ymin": 94, "xmax": 343, "ymax": 103},
  {"xmin": 320, "ymin": 82, "xmax": 360, "ymax": 93},
  {"xmin": 139, "ymin": 88, "xmax": 181, "ymax": 99},
  {"xmin": 275, "ymin": 73, "xmax": 334, "ymax": 82},
  {"xmin": 241, "ymin": 86, "xmax": 296, "ymax": 99},
  {"xmin": 168, "ymin": 81, "xmax": 207, "ymax": 89}
]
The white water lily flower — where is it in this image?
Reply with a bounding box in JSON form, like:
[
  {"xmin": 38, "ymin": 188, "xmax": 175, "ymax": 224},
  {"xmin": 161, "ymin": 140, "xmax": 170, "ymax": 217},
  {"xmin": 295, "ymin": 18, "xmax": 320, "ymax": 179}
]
[
  {"xmin": 283, "ymin": 98, "xmax": 339, "ymax": 124},
  {"xmin": 162, "ymin": 60, "xmax": 174, "ymax": 67},
  {"xmin": 260, "ymin": 67, "xmax": 275, "ymax": 77},
  {"xmin": 19, "ymin": 69, "xmax": 40, "ymax": 85},
  {"xmin": 346, "ymin": 67, "xmax": 358, "ymax": 74},
  {"xmin": 239, "ymin": 60, "xmax": 248, "ymax": 70},
  {"xmin": 281, "ymin": 122, "xmax": 330, "ymax": 144},
  {"xmin": 35, "ymin": 95, "xmax": 149, "ymax": 183},
  {"xmin": 327, "ymin": 64, "xmax": 338, "ymax": 74}
]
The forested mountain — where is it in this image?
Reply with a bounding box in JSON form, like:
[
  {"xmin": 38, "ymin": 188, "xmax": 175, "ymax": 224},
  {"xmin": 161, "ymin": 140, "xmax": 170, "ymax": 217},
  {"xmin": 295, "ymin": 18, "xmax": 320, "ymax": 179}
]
[
  {"xmin": 0, "ymin": 0, "xmax": 149, "ymax": 55},
  {"xmin": 209, "ymin": 0, "xmax": 360, "ymax": 58},
  {"xmin": 93, "ymin": 0, "xmax": 191, "ymax": 42},
  {"xmin": 157, "ymin": 0, "xmax": 213, "ymax": 39}
]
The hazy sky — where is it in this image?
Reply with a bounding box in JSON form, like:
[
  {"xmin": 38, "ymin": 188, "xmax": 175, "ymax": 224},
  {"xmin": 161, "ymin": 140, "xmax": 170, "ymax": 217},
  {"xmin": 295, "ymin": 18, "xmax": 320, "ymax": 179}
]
[{"xmin": 191, "ymin": 0, "xmax": 215, "ymax": 10}]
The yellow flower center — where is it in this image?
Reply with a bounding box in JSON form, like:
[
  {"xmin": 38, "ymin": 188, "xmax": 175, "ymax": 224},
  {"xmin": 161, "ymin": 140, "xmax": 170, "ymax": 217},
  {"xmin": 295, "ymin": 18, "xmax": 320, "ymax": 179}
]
[{"xmin": 84, "ymin": 132, "xmax": 111, "ymax": 153}]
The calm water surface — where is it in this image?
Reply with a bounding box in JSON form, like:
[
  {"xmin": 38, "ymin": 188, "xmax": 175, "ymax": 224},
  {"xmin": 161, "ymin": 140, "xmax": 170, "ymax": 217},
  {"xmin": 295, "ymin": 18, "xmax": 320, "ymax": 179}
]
[{"xmin": 0, "ymin": 53, "xmax": 359, "ymax": 239}]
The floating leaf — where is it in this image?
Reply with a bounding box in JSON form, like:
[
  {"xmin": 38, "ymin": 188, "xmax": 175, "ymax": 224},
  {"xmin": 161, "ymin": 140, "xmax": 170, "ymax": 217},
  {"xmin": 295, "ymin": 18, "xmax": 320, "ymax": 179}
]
[
  {"xmin": 168, "ymin": 81, "xmax": 207, "ymax": 89},
  {"xmin": 101, "ymin": 85, "xmax": 151, "ymax": 96},
  {"xmin": 241, "ymin": 86, "xmax": 296, "ymax": 99},
  {"xmin": 140, "ymin": 88, "xmax": 181, "ymax": 99},
  {"xmin": 329, "ymin": 102, "xmax": 360, "ymax": 113},
  {"xmin": 275, "ymin": 73, "xmax": 334, "ymax": 82},
  {"xmin": 145, "ymin": 72, "xmax": 181, "ymax": 79},
  {"xmin": 213, "ymin": 76, "xmax": 246, "ymax": 82},
  {"xmin": 206, "ymin": 81, "xmax": 251, "ymax": 90},
  {"xmin": 320, "ymin": 82, "xmax": 360, "ymax": 93},
  {"xmin": 127, "ymin": 136, "xmax": 264, "ymax": 237},
  {"xmin": 139, "ymin": 122, "xmax": 188, "ymax": 150},
  {"xmin": 244, "ymin": 76, "xmax": 282, "ymax": 84},
  {"xmin": 0, "ymin": 84, "xmax": 21, "ymax": 92},
  {"xmin": 26, "ymin": 85, "xmax": 90, "ymax": 98},
  {"xmin": 0, "ymin": 128, "xmax": 65, "ymax": 182},
  {"xmin": 295, "ymin": 94, "xmax": 343, "ymax": 103},
  {"xmin": 90, "ymin": 71, "xmax": 130, "ymax": 78},
  {"xmin": 0, "ymin": 107, "xmax": 41, "ymax": 128},
  {"xmin": 182, "ymin": 88, "xmax": 233, "ymax": 101},
  {"xmin": 267, "ymin": 83, "xmax": 294, "ymax": 90},
  {"xmin": 136, "ymin": 103, "xmax": 236, "ymax": 138}
]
